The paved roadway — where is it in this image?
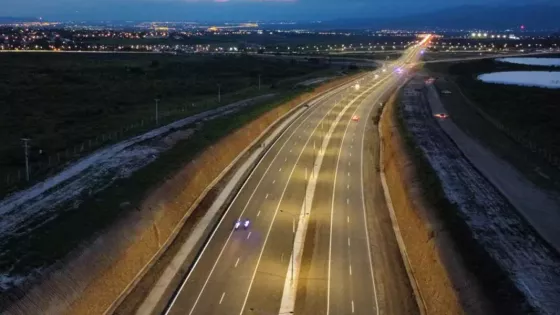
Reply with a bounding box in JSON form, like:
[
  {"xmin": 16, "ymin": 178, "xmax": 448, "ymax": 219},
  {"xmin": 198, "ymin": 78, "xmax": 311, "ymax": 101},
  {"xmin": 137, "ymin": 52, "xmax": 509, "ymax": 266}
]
[{"xmin": 164, "ymin": 40, "xmax": 428, "ymax": 315}]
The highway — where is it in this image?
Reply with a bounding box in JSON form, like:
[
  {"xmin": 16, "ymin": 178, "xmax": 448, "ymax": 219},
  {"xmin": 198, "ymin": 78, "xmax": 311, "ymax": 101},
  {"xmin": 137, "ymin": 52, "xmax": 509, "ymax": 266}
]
[{"xmin": 163, "ymin": 37, "xmax": 429, "ymax": 315}]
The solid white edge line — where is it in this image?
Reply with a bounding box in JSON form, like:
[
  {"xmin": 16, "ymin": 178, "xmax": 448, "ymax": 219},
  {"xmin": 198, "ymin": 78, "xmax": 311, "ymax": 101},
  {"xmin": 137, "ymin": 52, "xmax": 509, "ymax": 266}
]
[
  {"xmin": 164, "ymin": 90, "xmax": 322, "ymax": 315},
  {"xmin": 239, "ymin": 92, "xmax": 339, "ymax": 315},
  {"xmin": 326, "ymin": 76, "xmax": 391, "ymax": 315},
  {"xmin": 163, "ymin": 71, "xmax": 372, "ymax": 315}
]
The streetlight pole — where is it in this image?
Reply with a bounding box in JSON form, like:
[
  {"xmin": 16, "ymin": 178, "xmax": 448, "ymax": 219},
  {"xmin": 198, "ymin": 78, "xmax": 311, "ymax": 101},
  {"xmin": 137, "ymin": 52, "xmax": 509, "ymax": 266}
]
[
  {"xmin": 21, "ymin": 138, "xmax": 30, "ymax": 181},
  {"xmin": 154, "ymin": 98, "xmax": 160, "ymax": 125},
  {"xmin": 280, "ymin": 210, "xmax": 296, "ymax": 285}
]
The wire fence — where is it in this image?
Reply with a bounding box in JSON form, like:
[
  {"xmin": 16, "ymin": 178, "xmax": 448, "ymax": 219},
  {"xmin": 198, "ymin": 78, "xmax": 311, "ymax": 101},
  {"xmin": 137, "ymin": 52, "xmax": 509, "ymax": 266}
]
[
  {"xmin": 438, "ymin": 80, "xmax": 560, "ymax": 170},
  {"xmin": 0, "ymin": 94, "xmax": 254, "ymax": 196}
]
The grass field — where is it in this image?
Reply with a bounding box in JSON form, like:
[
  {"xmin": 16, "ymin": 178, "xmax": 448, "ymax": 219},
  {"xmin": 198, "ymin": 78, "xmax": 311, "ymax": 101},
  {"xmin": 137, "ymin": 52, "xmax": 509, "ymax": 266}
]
[
  {"xmin": 0, "ymin": 52, "xmax": 338, "ymax": 195},
  {"xmin": 425, "ymin": 58, "xmax": 560, "ymax": 162}
]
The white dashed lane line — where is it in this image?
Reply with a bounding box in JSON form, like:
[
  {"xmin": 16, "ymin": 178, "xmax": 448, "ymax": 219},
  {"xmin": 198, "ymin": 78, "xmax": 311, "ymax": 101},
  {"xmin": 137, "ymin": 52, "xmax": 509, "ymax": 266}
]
[
  {"xmin": 219, "ymin": 292, "xmax": 225, "ymax": 304},
  {"xmin": 235, "ymin": 258, "xmax": 240, "ymax": 268},
  {"xmin": 247, "ymin": 232, "xmax": 252, "ymax": 239}
]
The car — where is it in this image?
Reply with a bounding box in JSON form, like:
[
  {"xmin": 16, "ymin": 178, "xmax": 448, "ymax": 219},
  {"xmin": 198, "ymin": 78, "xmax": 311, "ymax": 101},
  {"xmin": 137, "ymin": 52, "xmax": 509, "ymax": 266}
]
[
  {"xmin": 434, "ymin": 113, "xmax": 448, "ymax": 119},
  {"xmin": 234, "ymin": 219, "xmax": 250, "ymax": 230},
  {"xmin": 352, "ymin": 115, "xmax": 359, "ymax": 121}
]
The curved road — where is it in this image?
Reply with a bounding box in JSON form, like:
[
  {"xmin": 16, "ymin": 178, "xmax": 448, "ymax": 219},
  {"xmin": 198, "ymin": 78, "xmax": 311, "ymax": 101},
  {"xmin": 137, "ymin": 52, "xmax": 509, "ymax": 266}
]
[{"xmin": 164, "ymin": 39, "xmax": 428, "ymax": 315}]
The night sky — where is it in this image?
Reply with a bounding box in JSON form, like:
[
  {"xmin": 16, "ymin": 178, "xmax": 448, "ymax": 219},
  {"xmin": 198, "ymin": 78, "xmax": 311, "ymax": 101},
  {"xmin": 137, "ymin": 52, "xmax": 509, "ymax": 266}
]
[{"xmin": 1, "ymin": 0, "xmax": 537, "ymax": 21}]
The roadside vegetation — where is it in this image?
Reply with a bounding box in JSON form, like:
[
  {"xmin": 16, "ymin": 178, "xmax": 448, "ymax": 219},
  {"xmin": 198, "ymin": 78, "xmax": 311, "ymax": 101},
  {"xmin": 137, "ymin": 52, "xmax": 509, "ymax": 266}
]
[{"xmin": 0, "ymin": 52, "xmax": 340, "ymax": 196}]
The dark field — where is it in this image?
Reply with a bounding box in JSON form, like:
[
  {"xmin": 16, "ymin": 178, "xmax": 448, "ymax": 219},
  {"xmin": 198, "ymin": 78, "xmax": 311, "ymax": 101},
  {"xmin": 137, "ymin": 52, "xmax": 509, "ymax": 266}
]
[
  {"xmin": 426, "ymin": 58, "xmax": 560, "ymax": 160},
  {"xmin": 0, "ymin": 52, "xmax": 334, "ymax": 193}
]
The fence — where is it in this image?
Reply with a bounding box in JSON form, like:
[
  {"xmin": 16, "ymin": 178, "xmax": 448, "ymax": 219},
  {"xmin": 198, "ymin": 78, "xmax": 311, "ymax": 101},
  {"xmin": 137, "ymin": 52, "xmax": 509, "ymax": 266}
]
[
  {"xmin": 439, "ymin": 80, "xmax": 560, "ymax": 170},
  {"xmin": 0, "ymin": 91, "xmax": 260, "ymax": 196}
]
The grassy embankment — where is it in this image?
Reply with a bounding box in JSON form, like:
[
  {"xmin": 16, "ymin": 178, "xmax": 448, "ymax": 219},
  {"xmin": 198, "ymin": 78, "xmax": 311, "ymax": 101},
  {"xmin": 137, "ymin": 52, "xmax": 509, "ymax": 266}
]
[{"xmin": 0, "ymin": 52, "xmax": 336, "ymax": 195}]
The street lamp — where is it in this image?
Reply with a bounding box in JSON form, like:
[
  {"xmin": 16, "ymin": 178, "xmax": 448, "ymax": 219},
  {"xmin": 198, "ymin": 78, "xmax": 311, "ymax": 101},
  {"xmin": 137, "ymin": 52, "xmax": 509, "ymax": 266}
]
[{"xmin": 280, "ymin": 209, "xmax": 296, "ymax": 285}]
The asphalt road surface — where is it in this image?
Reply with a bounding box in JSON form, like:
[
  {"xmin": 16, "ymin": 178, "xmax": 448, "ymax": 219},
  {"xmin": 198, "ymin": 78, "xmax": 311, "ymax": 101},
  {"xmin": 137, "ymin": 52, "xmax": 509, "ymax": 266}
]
[{"xmin": 164, "ymin": 40, "xmax": 428, "ymax": 315}]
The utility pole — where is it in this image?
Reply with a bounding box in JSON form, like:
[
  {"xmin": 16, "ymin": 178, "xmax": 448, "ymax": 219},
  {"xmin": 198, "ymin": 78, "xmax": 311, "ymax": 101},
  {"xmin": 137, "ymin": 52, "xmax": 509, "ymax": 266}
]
[
  {"xmin": 217, "ymin": 84, "xmax": 221, "ymax": 103},
  {"xmin": 155, "ymin": 98, "xmax": 160, "ymax": 125},
  {"xmin": 21, "ymin": 138, "xmax": 30, "ymax": 181},
  {"xmin": 291, "ymin": 215, "xmax": 295, "ymax": 285},
  {"xmin": 280, "ymin": 210, "xmax": 296, "ymax": 285}
]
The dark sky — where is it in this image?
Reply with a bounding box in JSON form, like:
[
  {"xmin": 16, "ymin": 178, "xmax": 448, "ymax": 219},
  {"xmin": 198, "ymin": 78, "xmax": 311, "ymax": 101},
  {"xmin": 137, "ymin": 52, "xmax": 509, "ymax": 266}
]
[{"xmin": 2, "ymin": 0, "xmax": 535, "ymax": 21}]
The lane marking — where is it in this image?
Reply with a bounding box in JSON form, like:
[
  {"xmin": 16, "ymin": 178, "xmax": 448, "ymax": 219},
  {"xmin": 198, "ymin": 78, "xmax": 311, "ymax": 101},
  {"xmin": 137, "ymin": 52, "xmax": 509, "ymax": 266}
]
[
  {"xmin": 348, "ymin": 238, "xmax": 351, "ymax": 247},
  {"xmin": 247, "ymin": 232, "xmax": 252, "ymax": 239},
  {"xmin": 349, "ymin": 265, "xmax": 352, "ymax": 276},
  {"xmin": 235, "ymin": 258, "xmax": 240, "ymax": 268},
  {"xmin": 348, "ymin": 172, "xmax": 350, "ymax": 177},
  {"xmin": 348, "ymin": 162, "xmax": 351, "ymax": 166},
  {"xmin": 347, "ymin": 198, "xmax": 350, "ymax": 205},
  {"xmin": 219, "ymin": 292, "xmax": 225, "ymax": 304},
  {"xmin": 257, "ymin": 211, "xmax": 261, "ymax": 217},
  {"xmin": 279, "ymin": 168, "xmax": 282, "ymax": 172},
  {"xmin": 240, "ymin": 92, "xmax": 342, "ymax": 315},
  {"xmin": 350, "ymin": 153, "xmax": 352, "ymax": 157},
  {"xmin": 285, "ymin": 157, "xmax": 287, "ymax": 162},
  {"xmin": 352, "ymin": 300, "xmax": 355, "ymax": 313},
  {"xmin": 170, "ymin": 89, "xmax": 328, "ymax": 315},
  {"xmin": 347, "ymin": 216, "xmax": 350, "ymax": 223},
  {"xmin": 358, "ymin": 87, "xmax": 392, "ymax": 315},
  {"xmin": 273, "ymin": 180, "xmax": 276, "ymax": 184},
  {"xmin": 290, "ymin": 149, "xmax": 292, "ymax": 153},
  {"xmin": 347, "ymin": 184, "xmax": 350, "ymax": 189},
  {"xmin": 265, "ymin": 193, "xmax": 269, "ymax": 199}
]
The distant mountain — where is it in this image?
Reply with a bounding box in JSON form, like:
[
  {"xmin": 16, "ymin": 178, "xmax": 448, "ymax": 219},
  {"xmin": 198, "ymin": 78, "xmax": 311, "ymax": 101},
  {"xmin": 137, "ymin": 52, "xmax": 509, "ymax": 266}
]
[
  {"xmin": 0, "ymin": 17, "xmax": 40, "ymax": 23},
  {"xmin": 330, "ymin": 5, "xmax": 560, "ymax": 30}
]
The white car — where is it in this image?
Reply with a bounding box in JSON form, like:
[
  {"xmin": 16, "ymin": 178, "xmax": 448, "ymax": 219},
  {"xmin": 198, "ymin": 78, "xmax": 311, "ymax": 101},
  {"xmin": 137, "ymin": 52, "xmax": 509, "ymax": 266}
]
[{"xmin": 234, "ymin": 219, "xmax": 250, "ymax": 230}]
